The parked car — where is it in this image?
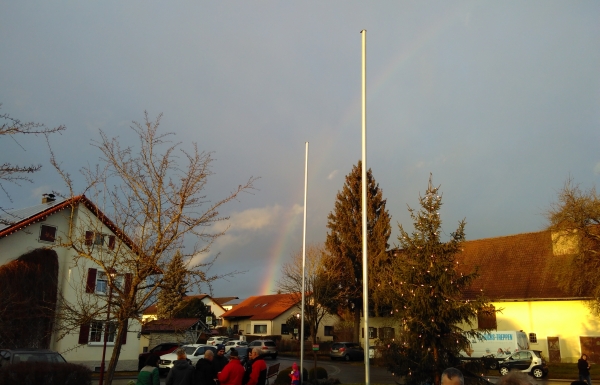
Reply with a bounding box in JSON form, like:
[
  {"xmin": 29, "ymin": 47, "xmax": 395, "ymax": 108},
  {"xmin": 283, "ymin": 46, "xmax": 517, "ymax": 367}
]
[
  {"xmin": 207, "ymin": 336, "xmax": 229, "ymax": 346},
  {"xmin": 138, "ymin": 342, "xmax": 182, "ymax": 371},
  {"xmin": 330, "ymin": 342, "xmax": 364, "ymax": 361},
  {"xmin": 224, "ymin": 339, "xmax": 249, "ymax": 352},
  {"xmin": 0, "ymin": 349, "xmax": 67, "ymax": 368},
  {"xmin": 498, "ymin": 350, "xmax": 548, "ymax": 378},
  {"xmin": 158, "ymin": 344, "xmax": 217, "ymax": 373},
  {"xmin": 226, "ymin": 346, "xmax": 251, "ymax": 365},
  {"xmin": 247, "ymin": 340, "xmax": 278, "ymax": 359}
]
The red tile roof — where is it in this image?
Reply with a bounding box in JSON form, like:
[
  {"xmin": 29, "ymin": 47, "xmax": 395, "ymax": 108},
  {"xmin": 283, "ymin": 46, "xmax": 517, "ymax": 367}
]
[
  {"xmin": 141, "ymin": 318, "xmax": 201, "ymax": 333},
  {"xmin": 457, "ymin": 230, "xmax": 574, "ymax": 301},
  {"xmin": 221, "ymin": 293, "xmax": 298, "ymax": 320}
]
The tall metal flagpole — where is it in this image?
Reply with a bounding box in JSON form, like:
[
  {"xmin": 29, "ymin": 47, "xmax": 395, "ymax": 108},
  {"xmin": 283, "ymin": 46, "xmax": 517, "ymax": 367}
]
[
  {"xmin": 301, "ymin": 142, "xmax": 308, "ymax": 380},
  {"xmin": 361, "ymin": 29, "xmax": 370, "ymax": 385}
]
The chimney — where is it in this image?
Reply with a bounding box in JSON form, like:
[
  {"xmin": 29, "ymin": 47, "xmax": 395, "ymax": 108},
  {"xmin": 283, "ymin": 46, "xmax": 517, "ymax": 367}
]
[{"xmin": 42, "ymin": 193, "xmax": 56, "ymax": 204}]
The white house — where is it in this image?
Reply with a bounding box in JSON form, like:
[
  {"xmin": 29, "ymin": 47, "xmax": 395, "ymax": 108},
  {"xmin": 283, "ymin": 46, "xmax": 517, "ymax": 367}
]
[
  {"xmin": 221, "ymin": 293, "xmax": 339, "ymax": 341},
  {"xmin": 0, "ymin": 195, "xmax": 141, "ymax": 370}
]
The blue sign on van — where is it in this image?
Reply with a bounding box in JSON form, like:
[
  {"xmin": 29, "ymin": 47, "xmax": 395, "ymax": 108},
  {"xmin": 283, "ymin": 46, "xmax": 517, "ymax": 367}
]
[{"xmin": 483, "ymin": 333, "xmax": 513, "ymax": 341}]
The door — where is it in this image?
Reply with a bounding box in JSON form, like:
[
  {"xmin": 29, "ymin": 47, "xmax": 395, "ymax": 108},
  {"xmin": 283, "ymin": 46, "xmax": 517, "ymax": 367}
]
[
  {"xmin": 580, "ymin": 337, "xmax": 600, "ymax": 364},
  {"xmin": 548, "ymin": 337, "xmax": 561, "ymax": 363}
]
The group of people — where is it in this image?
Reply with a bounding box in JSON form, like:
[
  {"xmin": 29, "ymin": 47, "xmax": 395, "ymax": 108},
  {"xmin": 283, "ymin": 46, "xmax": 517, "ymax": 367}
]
[{"xmin": 135, "ymin": 344, "xmax": 268, "ymax": 385}]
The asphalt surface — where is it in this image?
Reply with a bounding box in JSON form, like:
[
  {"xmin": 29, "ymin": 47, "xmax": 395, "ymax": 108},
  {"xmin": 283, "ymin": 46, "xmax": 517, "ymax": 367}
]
[{"xmin": 94, "ymin": 357, "xmax": 577, "ymax": 385}]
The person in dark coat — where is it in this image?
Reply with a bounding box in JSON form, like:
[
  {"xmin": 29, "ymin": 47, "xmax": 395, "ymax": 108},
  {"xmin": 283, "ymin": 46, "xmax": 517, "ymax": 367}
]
[
  {"xmin": 578, "ymin": 353, "xmax": 592, "ymax": 385},
  {"xmin": 195, "ymin": 349, "xmax": 217, "ymax": 385},
  {"xmin": 213, "ymin": 344, "xmax": 229, "ymax": 372},
  {"xmin": 166, "ymin": 348, "xmax": 195, "ymax": 385}
]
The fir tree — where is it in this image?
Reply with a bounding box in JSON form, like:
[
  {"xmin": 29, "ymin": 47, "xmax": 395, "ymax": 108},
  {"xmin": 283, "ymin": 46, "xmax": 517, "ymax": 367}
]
[
  {"xmin": 325, "ymin": 161, "xmax": 391, "ymax": 340},
  {"xmin": 173, "ymin": 298, "xmax": 216, "ymax": 326},
  {"xmin": 157, "ymin": 250, "xmax": 188, "ymax": 319},
  {"xmin": 381, "ymin": 176, "xmax": 492, "ymax": 385}
]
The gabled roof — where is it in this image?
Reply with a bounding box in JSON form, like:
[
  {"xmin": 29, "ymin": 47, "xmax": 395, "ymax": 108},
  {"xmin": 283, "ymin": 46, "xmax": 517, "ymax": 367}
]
[
  {"xmin": 221, "ymin": 293, "xmax": 298, "ymax": 320},
  {"xmin": 457, "ymin": 230, "xmax": 573, "ymax": 301},
  {"xmin": 141, "ymin": 318, "xmax": 202, "ymax": 333},
  {"xmin": 143, "ymin": 294, "xmax": 224, "ymax": 315},
  {"xmin": 212, "ymin": 296, "xmax": 239, "ymax": 306},
  {"xmin": 0, "ymin": 195, "xmax": 136, "ymax": 251}
]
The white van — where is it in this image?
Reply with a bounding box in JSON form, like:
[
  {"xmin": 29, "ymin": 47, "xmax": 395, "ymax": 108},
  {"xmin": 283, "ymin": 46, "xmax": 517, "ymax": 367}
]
[{"xmin": 460, "ymin": 331, "xmax": 529, "ymax": 369}]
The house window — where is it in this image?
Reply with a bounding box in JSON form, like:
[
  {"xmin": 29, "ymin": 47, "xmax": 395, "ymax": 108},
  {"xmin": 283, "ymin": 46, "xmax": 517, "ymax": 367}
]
[
  {"xmin": 39, "ymin": 224, "xmax": 57, "ymax": 243},
  {"xmin": 477, "ymin": 305, "xmax": 497, "ymax": 330},
  {"xmin": 85, "ymin": 268, "xmax": 123, "ymax": 295},
  {"xmin": 324, "ymin": 326, "xmax": 334, "ymax": 336},
  {"xmin": 381, "ymin": 327, "xmax": 395, "ymax": 340},
  {"xmin": 281, "ymin": 324, "xmax": 290, "ymax": 335},
  {"xmin": 362, "ymin": 327, "xmax": 377, "ymax": 339},
  {"xmin": 254, "ymin": 324, "xmax": 267, "ymax": 334},
  {"xmin": 85, "ymin": 231, "xmax": 116, "ymax": 250},
  {"xmin": 88, "ymin": 321, "xmax": 116, "ymax": 345},
  {"xmin": 529, "ymin": 333, "xmax": 537, "ymax": 343}
]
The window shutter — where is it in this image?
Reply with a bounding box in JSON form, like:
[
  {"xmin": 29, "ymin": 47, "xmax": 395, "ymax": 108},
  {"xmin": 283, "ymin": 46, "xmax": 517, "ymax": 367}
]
[
  {"xmin": 108, "ymin": 235, "xmax": 115, "ymax": 250},
  {"xmin": 372, "ymin": 327, "xmax": 377, "ymax": 338},
  {"xmin": 390, "ymin": 328, "xmax": 395, "ymax": 339},
  {"xmin": 121, "ymin": 319, "xmax": 128, "ymax": 344},
  {"xmin": 78, "ymin": 323, "xmax": 90, "ymax": 344},
  {"xmin": 85, "ymin": 231, "xmax": 94, "ymax": 246},
  {"xmin": 86, "ymin": 268, "xmax": 97, "ymax": 293},
  {"xmin": 361, "ymin": 328, "xmax": 364, "ymax": 338},
  {"xmin": 124, "ymin": 273, "xmax": 132, "ymax": 294},
  {"xmin": 378, "ymin": 328, "xmax": 383, "ymax": 339}
]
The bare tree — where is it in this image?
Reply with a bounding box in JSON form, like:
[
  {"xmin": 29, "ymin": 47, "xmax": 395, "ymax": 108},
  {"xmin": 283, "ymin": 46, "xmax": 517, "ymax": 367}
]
[
  {"xmin": 277, "ymin": 244, "xmax": 346, "ymax": 369},
  {"xmin": 546, "ymin": 178, "xmax": 600, "ymax": 314},
  {"xmin": 0, "ymin": 105, "xmax": 65, "ymax": 206},
  {"xmin": 52, "ymin": 112, "xmax": 256, "ymax": 384}
]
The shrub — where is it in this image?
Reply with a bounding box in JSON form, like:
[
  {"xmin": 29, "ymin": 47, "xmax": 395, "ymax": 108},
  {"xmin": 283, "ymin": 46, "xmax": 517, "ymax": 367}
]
[
  {"xmin": 308, "ymin": 366, "xmax": 328, "ymax": 380},
  {"xmin": 274, "ymin": 366, "xmax": 308, "ymax": 385},
  {"xmin": 0, "ymin": 362, "xmax": 92, "ymax": 385}
]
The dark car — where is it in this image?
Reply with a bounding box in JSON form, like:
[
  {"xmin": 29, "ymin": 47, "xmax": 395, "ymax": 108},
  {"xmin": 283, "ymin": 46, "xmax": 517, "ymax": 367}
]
[
  {"xmin": 498, "ymin": 350, "xmax": 548, "ymax": 378},
  {"xmin": 226, "ymin": 346, "xmax": 251, "ymax": 365},
  {"xmin": 330, "ymin": 342, "xmax": 364, "ymax": 361},
  {"xmin": 0, "ymin": 349, "xmax": 67, "ymax": 368},
  {"xmin": 138, "ymin": 342, "xmax": 182, "ymax": 370}
]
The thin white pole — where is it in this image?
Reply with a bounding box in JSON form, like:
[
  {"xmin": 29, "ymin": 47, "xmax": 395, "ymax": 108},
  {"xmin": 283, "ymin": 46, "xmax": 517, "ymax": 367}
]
[
  {"xmin": 361, "ymin": 29, "xmax": 370, "ymax": 385},
  {"xmin": 300, "ymin": 141, "xmax": 308, "ymax": 380}
]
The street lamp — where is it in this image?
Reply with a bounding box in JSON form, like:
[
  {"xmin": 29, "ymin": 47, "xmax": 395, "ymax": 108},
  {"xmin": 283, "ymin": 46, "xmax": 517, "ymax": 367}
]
[{"xmin": 98, "ymin": 271, "xmax": 116, "ymax": 385}]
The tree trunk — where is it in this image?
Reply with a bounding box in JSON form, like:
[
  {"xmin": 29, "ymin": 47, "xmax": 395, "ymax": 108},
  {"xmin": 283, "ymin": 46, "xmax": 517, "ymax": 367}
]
[
  {"xmin": 105, "ymin": 319, "xmax": 127, "ymax": 385},
  {"xmin": 353, "ymin": 303, "xmax": 360, "ymax": 342}
]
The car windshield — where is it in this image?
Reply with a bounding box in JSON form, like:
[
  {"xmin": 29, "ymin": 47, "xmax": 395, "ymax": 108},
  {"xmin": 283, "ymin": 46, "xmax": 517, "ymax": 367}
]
[
  {"xmin": 184, "ymin": 346, "xmax": 197, "ymax": 355},
  {"xmin": 14, "ymin": 353, "xmax": 66, "ymax": 363}
]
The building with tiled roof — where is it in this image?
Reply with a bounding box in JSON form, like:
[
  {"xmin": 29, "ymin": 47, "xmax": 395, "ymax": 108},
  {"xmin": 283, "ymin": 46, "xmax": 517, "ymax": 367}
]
[
  {"xmin": 0, "ymin": 195, "xmax": 141, "ymax": 371},
  {"xmin": 221, "ymin": 293, "xmax": 339, "ymax": 341},
  {"xmin": 363, "ymin": 229, "xmax": 599, "ymax": 364}
]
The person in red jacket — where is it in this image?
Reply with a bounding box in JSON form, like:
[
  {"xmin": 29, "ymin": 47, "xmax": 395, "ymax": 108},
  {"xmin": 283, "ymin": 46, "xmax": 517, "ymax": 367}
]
[
  {"xmin": 246, "ymin": 348, "xmax": 267, "ymax": 385},
  {"xmin": 218, "ymin": 348, "xmax": 245, "ymax": 385}
]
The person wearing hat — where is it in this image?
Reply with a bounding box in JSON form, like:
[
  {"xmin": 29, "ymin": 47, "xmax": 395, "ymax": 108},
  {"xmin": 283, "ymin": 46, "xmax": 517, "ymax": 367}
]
[
  {"xmin": 218, "ymin": 348, "xmax": 245, "ymax": 385},
  {"xmin": 214, "ymin": 344, "xmax": 229, "ymax": 372}
]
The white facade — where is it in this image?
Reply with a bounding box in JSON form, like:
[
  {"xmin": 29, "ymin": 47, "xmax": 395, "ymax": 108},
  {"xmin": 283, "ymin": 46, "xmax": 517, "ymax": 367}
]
[{"xmin": 0, "ymin": 198, "xmax": 141, "ymax": 371}]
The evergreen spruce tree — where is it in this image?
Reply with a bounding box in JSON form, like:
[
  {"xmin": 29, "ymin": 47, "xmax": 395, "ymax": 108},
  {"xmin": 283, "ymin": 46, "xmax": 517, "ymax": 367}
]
[
  {"xmin": 157, "ymin": 250, "xmax": 188, "ymax": 319},
  {"xmin": 382, "ymin": 176, "xmax": 492, "ymax": 385},
  {"xmin": 325, "ymin": 161, "xmax": 391, "ymax": 340},
  {"xmin": 173, "ymin": 298, "xmax": 216, "ymax": 326}
]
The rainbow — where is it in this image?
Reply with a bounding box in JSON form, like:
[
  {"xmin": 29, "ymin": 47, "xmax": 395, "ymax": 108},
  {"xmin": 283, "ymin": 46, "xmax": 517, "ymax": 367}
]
[{"xmin": 259, "ymin": 5, "xmax": 471, "ymax": 295}]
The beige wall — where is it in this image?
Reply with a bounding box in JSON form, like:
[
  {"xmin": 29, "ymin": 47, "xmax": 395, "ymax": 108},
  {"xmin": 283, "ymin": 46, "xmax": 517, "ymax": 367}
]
[
  {"xmin": 224, "ymin": 308, "xmax": 340, "ymax": 341},
  {"xmin": 492, "ymin": 300, "xmax": 599, "ymax": 363}
]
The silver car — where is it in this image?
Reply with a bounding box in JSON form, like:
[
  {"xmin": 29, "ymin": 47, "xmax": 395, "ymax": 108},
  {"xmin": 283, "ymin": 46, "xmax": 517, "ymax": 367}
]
[{"xmin": 247, "ymin": 339, "xmax": 278, "ymax": 359}]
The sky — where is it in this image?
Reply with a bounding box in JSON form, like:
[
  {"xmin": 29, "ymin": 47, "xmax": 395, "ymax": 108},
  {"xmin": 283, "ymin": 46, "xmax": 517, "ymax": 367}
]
[{"xmin": 1, "ymin": 1, "xmax": 599, "ymax": 300}]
